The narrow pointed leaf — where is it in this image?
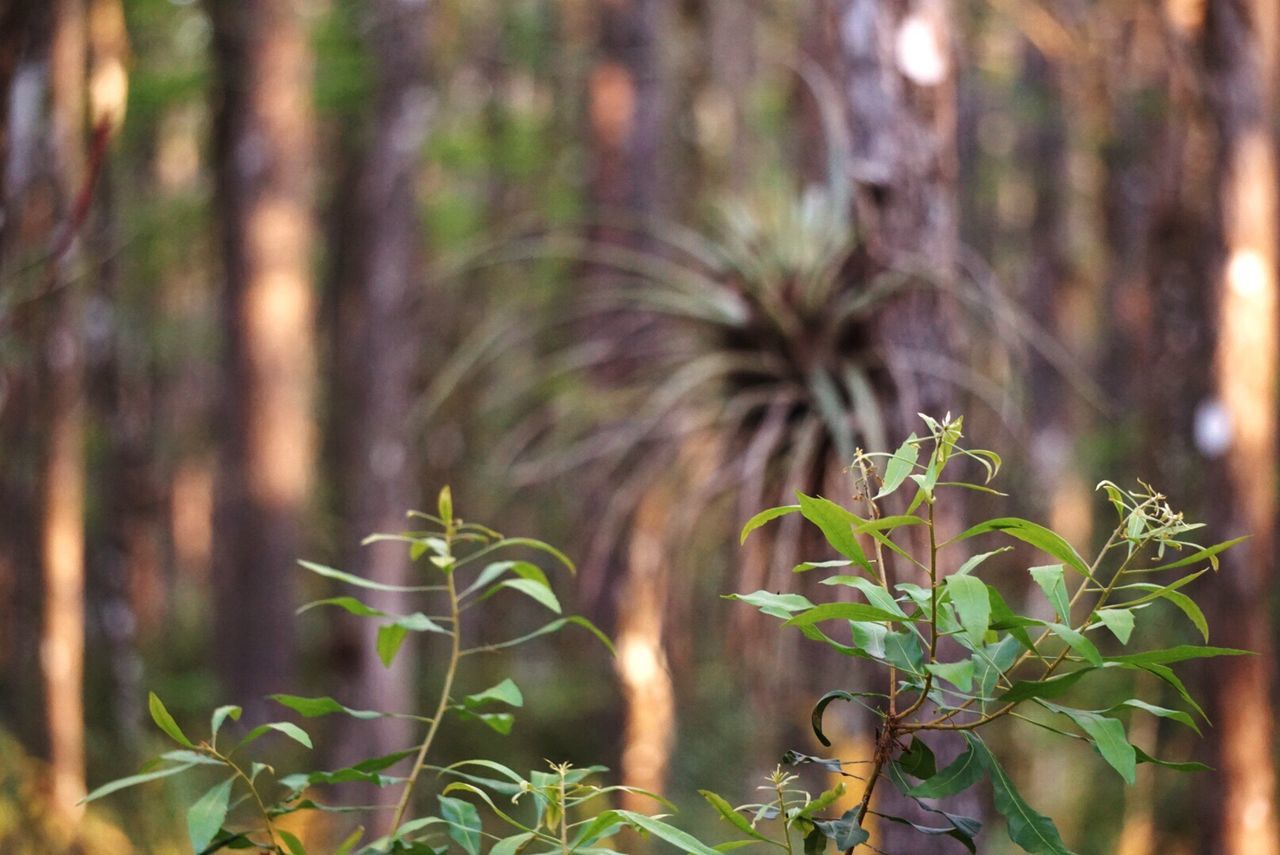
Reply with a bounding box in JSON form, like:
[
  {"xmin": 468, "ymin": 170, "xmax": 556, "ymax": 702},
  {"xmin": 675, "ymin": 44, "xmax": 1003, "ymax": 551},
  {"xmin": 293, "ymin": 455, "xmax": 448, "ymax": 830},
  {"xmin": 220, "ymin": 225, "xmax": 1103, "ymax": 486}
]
[
  {"xmin": 149, "ymin": 693, "xmax": 195, "ymax": 748},
  {"xmin": 946, "ymin": 574, "xmax": 991, "ymax": 646},
  {"xmin": 1096, "ymin": 609, "xmax": 1135, "ymax": 644},
  {"xmin": 955, "ymin": 518, "xmax": 1091, "ymax": 579},
  {"xmin": 740, "ymin": 505, "xmax": 801, "ymax": 543},
  {"xmin": 969, "ymin": 734, "xmax": 1073, "ymax": 853},
  {"xmin": 876, "ymin": 434, "xmax": 920, "ymax": 498},
  {"xmin": 187, "ymin": 776, "xmax": 235, "ymax": 853},
  {"xmin": 796, "ymin": 493, "xmax": 872, "ymax": 572},
  {"xmin": 1029, "ymin": 565, "xmax": 1069, "ymax": 622}
]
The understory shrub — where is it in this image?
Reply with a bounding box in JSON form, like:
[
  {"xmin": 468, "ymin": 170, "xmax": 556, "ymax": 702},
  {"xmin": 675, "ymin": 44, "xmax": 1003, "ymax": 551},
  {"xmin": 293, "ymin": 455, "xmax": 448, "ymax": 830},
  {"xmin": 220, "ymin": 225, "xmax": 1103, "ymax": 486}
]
[{"xmin": 86, "ymin": 415, "xmax": 1244, "ymax": 854}]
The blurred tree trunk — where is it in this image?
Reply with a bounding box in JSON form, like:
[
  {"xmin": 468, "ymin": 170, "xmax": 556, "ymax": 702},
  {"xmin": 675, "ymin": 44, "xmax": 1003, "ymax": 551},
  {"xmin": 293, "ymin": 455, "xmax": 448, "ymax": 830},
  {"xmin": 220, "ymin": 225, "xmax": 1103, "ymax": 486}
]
[
  {"xmin": 830, "ymin": 1, "xmax": 961, "ymax": 846},
  {"xmin": 0, "ymin": 0, "xmax": 53, "ymax": 763},
  {"xmin": 206, "ymin": 0, "xmax": 316, "ymax": 709},
  {"xmin": 40, "ymin": 0, "xmax": 88, "ymax": 818},
  {"xmin": 1202, "ymin": 1, "xmax": 1280, "ymax": 852},
  {"xmin": 84, "ymin": 0, "xmax": 138, "ymax": 753},
  {"xmin": 588, "ymin": 0, "xmax": 676, "ymax": 813},
  {"xmin": 329, "ymin": 0, "xmax": 430, "ymax": 812},
  {"xmin": 832, "ymin": 0, "xmax": 958, "ymax": 427}
]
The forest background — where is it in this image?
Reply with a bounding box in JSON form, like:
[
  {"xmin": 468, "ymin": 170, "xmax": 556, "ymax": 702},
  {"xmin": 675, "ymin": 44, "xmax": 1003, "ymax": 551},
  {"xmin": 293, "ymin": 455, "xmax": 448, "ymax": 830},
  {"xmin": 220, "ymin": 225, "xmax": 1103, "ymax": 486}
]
[{"xmin": 1, "ymin": 0, "xmax": 1278, "ymax": 853}]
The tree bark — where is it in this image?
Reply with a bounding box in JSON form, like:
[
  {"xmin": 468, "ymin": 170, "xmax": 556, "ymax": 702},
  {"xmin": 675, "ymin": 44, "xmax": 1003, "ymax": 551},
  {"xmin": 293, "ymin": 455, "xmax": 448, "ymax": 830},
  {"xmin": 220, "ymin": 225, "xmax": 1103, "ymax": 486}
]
[
  {"xmin": 329, "ymin": 0, "xmax": 430, "ymax": 813},
  {"xmin": 587, "ymin": 0, "xmax": 678, "ymax": 812},
  {"xmin": 1203, "ymin": 2, "xmax": 1280, "ymax": 852},
  {"xmin": 833, "ymin": 0, "xmax": 959, "ymax": 426},
  {"xmin": 38, "ymin": 0, "xmax": 89, "ymax": 819},
  {"xmin": 206, "ymin": 0, "xmax": 317, "ymax": 709}
]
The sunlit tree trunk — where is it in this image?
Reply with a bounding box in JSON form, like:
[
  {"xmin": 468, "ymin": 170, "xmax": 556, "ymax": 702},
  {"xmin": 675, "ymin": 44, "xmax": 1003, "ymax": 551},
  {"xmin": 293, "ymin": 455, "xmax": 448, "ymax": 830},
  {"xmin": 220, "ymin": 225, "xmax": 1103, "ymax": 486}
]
[
  {"xmin": 207, "ymin": 0, "xmax": 316, "ymax": 709},
  {"xmin": 587, "ymin": 0, "xmax": 677, "ymax": 812},
  {"xmin": 831, "ymin": 2, "xmax": 961, "ymax": 846},
  {"xmin": 329, "ymin": 0, "xmax": 430, "ymax": 815},
  {"xmin": 1203, "ymin": 1, "xmax": 1280, "ymax": 851},
  {"xmin": 833, "ymin": 0, "xmax": 958, "ymax": 427},
  {"xmin": 39, "ymin": 0, "xmax": 89, "ymax": 820},
  {"xmin": 84, "ymin": 0, "xmax": 137, "ymax": 751}
]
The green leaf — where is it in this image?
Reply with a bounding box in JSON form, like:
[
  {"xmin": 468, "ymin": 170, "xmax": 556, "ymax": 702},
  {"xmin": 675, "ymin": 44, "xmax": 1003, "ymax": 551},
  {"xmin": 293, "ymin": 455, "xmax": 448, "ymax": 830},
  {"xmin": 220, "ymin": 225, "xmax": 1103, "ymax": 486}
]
[
  {"xmin": 1108, "ymin": 645, "xmax": 1250, "ymax": 667},
  {"xmin": 740, "ymin": 504, "xmax": 801, "ymax": 543},
  {"xmin": 876, "ymin": 434, "xmax": 920, "ymax": 498},
  {"xmin": 1134, "ymin": 662, "xmax": 1208, "ymax": 721},
  {"xmin": 820, "ymin": 575, "xmax": 909, "ymax": 618},
  {"xmin": 1044, "ymin": 704, "xmax": 1136, "ymax": 784},
  {"xmin": 883, "ymin": 630, "xmax": 925, "ymax": 675},
  {"xmin": 723, "ymin": 590, "xmax": 815, "ymax": 619},
  {"xmin": 871, "ymin": 810, "xmax": 978, "ymax": 854},
  {"xmin": 490, "ymin": 833, "xmax": 535, "ymax": 855},
  {"xmin": 898, "ymin": 738, "xmax": 937, "ymax": 779},
  {"xmin": 187, "ymin": 776, "xmax": 235, "ymax": 853},
  {"xmin": 927, "ymin": 659, "xmax": 975, "ymax": 693},
  {"xmin": 975, "ymin": 635, "xmax": 1023, "ymax": 706},
  {"xmin": 699, "ymin": 790, "xmax": 773, "ymax": 843},
  {"xmin": 811, "ymin": 690, "xmax": 859, "ymax": 747},
  {"xmin": 796, "ymin": 493, "xmax": 872, "ymax": 573},
  {"xmin": 438, "ymin": 795, "xmax": 482, "ymax": 855},
  {"xmin": 614, "ymin": 810, "xmax": 723, "ymax": 855},
  {"xmin": 377, "ymin": 623, "xmax": 409, "ymax": 667},
  {"xmin": 1000, "ymin": 669, "xmax": 1094, "ymax": 703},
  {"xmin": 1106, "ymin": 699, "xmax": 1200, "ymax": 735},
  {"xmin": 471, "ymin": 615, "xmax": 616, "ymax": 656},
  {"xmin": 463, "ymin": 678, "xmax": 523, "ymax": 709},
  {"xmin": 906, "ymin": 742, "xmax": 985, "ymax": 799},
  {"xmin": 987, "ymin": 586, "xmax": 1037, "ymax": 650},
  {"xmin": 955, "ymin": 519, "xmax": 1091, "ymax": 579},
  {"xmin": 80, "ymin": 762, "xmax": 199, "ymax": 804},
  {"xmin": 438, "ymin": 486, "xmax": 453, "ymax": 523},
  {"xmin": 270, "ymin": 694, "xmax": 385, "ymax": 720},
  {"xmin": 1134, "ymin": 746, "xmax": 1211, "ymax": 772},
  {"xmin": 955, "ymin": 547, "xmax": 1013, "ymax": 577},
  {"xmin": 278, "ymin": 829, "xmax": 308, "ymax": 855},
  {"xmin": 784, "ymin": 602, "xmax": 908, "ymax": 628},
  {"xmin": 1029, "ymin": 565, "xmax": 1069, "ymax": 622},
  {"xmin": 485, "ymin": 578, "xmax": 562, "ymax": 614},
  {"xmin": 1136, "ymin": 536, "xmax": 1247, "ymax": 572},
  {"xmin": 210, "ymin": 705, "xmax": 242, "ymax": 739},
  {"xmin": 1156, "ymin": 590, "xmax": 1209, "ymax": 641},
  {"xmin": 969, "ymin": 734, "xmax": 1074, "ymax": 853},
  {"xmin": 945, "ymin": 575, "xmax": 991, "ymax": 646},
  {"xmin": 1096, "ymin": 609, "xmax": 1135, "ymax": 644},
  {"xmin": 1045, "ymin": 623, "xmax": 1103, "ymax": 666},
  {"xmin": 297, "ymin": 559, "xmax": 435, "ymax": 592},
  {"xmin": 297, "ymin": 595, "xmax": 386, "ymax": 618},
  {"xmin": 813, "ymin": 808, "xmax": 870, "ymax": 850},
  {"xmin": 148, "ymin": 693, "xmax": 195, "ymax": 748},
  {"xmin": 849, "ymin": 620, "xmax": 888, "ymax": 658},
  {"xmin": 237, "ymin": 721, "xmax": 313, "ymax": 750}
]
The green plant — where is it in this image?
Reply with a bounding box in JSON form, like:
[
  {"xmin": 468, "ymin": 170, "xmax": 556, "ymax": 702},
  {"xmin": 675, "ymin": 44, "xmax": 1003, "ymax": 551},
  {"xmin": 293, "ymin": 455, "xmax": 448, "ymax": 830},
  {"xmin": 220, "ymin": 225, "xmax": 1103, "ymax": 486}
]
[
  {"xmin": 84, "ymin": 418, "xmax": 1241, "ymax": 854},
  {"xmin": 718, "ymin": 413, "xmax": 1246, "ymax": 853},
  {"xmin": 80, "ymin": 487, "xmax": 652, "ymax": 854}
]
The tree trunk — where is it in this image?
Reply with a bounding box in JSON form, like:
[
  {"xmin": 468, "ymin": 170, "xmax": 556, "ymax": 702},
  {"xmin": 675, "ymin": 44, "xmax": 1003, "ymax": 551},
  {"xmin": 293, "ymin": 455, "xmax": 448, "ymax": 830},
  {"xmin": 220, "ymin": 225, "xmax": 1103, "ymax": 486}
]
[
  {"xmin": 206, "ymin": 0, "xmax": 316, "ymax": 710},
  {"xmin": 1203, "ymin": 2, "xmax": 1280, "ymax": 852},
  {"xmin": 833, "ymin": 0, "xmax": 958, "ymax": 426},
  {"xmin": 587, "ymin": 0, "xmax": 678, "ymax": 810},
  {"xmin": 39, "ymin": 0, "xmax": 89, "ymax": 819},
  {"xmin": 329, "ymin": 0, "xmax": 430, "ymax": 815}
]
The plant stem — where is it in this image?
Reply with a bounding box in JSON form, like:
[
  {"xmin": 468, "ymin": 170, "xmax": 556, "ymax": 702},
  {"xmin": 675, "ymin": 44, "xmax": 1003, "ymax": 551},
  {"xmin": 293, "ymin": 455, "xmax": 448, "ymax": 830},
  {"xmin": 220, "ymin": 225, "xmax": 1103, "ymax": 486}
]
[
  {"xmin": 559, "ymin": 769, "xmax": 571, "ymax": 855},
  {"xmin": 212, "ymin": 749, "xmax": 279, "ymax": 850},
  {"xmin": 773, "ymin": 775, "xmax": 796, "ymax": 855},
  {"xmin": 388, "ymin": 533, "xmax": 463, "ymax": 839},
  {"xmin": 897, "ymin": 501, "xmax": 938, "ymax": 721},
  {"xmin": 855, "ymin": 453, "xmax": 898, "ymax": 714}
]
